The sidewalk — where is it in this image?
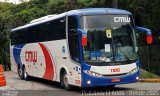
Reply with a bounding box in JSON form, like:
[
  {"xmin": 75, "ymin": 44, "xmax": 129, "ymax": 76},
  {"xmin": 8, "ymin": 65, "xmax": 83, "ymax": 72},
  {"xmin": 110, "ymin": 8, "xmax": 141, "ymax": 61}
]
[{"xmin": 139, "ymin": 78, "xmax": 160, "ymax": 82}]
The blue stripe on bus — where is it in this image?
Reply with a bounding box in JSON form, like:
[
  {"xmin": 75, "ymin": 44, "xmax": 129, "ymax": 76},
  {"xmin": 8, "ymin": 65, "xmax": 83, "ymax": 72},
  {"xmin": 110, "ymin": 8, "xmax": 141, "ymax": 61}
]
[{"xmin": 13, "ymin": 44, "xmax": 25, "ymax": 66}]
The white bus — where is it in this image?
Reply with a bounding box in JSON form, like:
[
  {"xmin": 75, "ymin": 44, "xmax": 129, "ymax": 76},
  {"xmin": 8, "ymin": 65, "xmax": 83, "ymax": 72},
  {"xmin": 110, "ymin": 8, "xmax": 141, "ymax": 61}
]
[{"xmin": 10, "ymin": 8, "xmax": 152, "ymax": 90}]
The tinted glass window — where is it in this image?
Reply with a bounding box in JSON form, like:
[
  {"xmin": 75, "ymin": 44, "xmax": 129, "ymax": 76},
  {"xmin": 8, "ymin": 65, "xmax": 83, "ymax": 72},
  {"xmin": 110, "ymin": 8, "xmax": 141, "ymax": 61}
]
[
  {"xmin": 11, "ymin": 29, "xmax": 28, "ymax": 45},
  {"xmin": 11, "ymin": 17, "xmax": 66, "ymax": 45},
  {"xmin": 68, "ymin": 16, "xmax": 80, "ymax": 63}
]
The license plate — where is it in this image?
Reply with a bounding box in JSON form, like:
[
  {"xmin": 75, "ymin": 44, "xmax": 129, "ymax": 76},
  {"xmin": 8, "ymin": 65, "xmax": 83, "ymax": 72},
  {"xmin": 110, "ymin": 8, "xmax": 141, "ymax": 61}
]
[{"xmin": 111, "ymin": 78, "xmax": 120, "ymax": 82}]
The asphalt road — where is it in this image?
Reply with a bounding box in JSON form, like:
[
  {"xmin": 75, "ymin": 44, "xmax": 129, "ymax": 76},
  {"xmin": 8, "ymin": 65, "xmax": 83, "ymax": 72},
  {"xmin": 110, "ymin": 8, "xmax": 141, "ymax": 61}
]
[{"xmin": 0, "ymin": 71, "xmax": 160, "ymax": 96}]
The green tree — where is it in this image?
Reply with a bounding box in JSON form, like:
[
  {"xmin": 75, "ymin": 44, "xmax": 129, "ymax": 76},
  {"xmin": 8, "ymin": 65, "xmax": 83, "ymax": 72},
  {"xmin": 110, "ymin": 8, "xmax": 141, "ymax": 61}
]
[{"xmin": 0, "ymin": 2, "xmax": 14, "ymax": 69}]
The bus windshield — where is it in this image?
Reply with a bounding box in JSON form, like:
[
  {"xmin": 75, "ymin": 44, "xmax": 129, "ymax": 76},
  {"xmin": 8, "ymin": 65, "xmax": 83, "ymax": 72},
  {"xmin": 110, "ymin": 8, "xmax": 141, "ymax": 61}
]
[{"xmin": 81, "ymin": 15, "xmax": 138, "ymax": 65}]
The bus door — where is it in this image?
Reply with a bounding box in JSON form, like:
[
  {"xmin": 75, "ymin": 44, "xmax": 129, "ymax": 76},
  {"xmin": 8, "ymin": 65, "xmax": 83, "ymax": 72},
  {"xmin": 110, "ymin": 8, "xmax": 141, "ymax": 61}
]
[{"xmin": 67, "ymin": 16, "xmax": 81, "ymax": 86}]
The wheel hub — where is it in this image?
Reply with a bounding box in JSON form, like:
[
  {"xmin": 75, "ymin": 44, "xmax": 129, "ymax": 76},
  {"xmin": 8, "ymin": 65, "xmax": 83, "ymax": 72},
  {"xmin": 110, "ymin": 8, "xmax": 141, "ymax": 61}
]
[{"xmin": 63, "ymin": 74, "xmax": 68, "ymax": 87}]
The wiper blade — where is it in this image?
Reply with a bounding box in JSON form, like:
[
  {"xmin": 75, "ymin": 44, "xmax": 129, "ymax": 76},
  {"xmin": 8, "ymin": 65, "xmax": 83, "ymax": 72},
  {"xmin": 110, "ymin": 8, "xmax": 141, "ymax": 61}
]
[{"xmin": 117, "ymin": 47, "xmax": 130, "ymax": 62}]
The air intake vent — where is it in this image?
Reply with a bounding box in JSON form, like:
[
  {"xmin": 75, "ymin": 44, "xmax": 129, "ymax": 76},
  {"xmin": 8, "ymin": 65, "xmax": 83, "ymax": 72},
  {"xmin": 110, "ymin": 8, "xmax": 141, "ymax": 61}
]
[{"xmin": 103, "ymin": 73, "xmax": 127, "ymax": 77}]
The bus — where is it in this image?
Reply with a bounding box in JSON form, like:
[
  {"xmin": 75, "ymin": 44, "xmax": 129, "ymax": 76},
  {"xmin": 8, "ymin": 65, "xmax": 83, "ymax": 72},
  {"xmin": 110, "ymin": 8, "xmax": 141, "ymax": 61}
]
[{"xmin": 10, "ymin": 8, "xmax": 152, "ymax": 90}]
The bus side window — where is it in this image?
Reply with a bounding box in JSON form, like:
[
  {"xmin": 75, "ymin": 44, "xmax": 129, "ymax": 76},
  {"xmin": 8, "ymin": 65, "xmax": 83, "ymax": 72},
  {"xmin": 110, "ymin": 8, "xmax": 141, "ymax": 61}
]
[{"xmin": 68, "ymin": 16, "xmax": 80, "ymax": 63}]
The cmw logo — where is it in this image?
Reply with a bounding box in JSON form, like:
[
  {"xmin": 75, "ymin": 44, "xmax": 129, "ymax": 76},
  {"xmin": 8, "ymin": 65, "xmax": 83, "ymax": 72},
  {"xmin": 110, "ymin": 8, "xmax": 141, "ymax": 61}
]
[{"xmin": 114, "ymin": 17, "xmax": 130, "ymax": 23}]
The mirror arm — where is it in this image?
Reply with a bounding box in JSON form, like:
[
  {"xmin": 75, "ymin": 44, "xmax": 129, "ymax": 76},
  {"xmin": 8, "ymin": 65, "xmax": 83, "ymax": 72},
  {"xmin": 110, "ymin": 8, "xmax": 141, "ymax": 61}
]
[
  {"xmin": 77, "ymin": 28, "xmax": 85, "ymax": 34},
  {"xmin": 136, "ymin": 26, "xmax": 152, "ymax": 35},
  {"xmin": 77, "ymin": 28, "xmax": 87, "ymax": 47}
]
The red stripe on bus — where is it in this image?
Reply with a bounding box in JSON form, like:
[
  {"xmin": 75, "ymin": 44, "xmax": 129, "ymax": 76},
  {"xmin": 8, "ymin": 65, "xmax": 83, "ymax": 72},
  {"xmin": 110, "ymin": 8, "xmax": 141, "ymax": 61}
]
[{"xmin": 39, "ymin": 43, "xmax": 54, "ymax": 80}]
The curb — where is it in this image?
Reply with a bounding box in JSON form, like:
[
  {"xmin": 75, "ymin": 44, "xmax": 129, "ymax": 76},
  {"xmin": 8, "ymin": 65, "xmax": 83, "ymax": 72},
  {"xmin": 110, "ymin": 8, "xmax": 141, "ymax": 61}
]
[{"xmin": 139, "ymin": 79, "xmax": 160, "ymax": 82}]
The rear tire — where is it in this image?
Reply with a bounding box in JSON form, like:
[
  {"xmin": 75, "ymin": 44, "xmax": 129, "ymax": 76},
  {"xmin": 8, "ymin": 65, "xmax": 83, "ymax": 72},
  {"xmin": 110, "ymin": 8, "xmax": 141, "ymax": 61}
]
[
  {"xmin": 18, "ymin": 65, "xmax": 24, "ymax": 80},
  {"xmin": 61, "ymin": 71, "xmax": 72, "ymax": 91},
  {"xmin": 23, "ymin": 67, "xmax": 30, "ymax": 80},
  {"xmin": 18, "ymin": 65, "xmax": 30, "ymax": 80}
]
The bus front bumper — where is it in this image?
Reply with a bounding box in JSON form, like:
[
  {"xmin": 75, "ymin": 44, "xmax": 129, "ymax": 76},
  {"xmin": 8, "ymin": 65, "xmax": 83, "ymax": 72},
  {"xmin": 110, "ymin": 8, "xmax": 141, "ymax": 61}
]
[{"xmin": 81, "ymin": 70, "xmax": 140, "ymax": 88}]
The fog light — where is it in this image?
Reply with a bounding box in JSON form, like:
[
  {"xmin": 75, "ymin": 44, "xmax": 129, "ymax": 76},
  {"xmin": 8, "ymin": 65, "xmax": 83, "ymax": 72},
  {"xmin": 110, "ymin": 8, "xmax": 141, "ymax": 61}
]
[
  {"xmin": 87, "ymin": 80, "xmax": 91, "ymax": 85},
  {"xmin": 136, "ymin": 76, "xmax": 139, "ymax": 80}
]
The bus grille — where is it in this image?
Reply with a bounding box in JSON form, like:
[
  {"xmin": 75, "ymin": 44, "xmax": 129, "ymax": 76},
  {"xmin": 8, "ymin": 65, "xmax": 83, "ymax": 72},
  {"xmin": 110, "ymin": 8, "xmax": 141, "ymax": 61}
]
[{"xmin": 103, "ymin": 73, "xmax": 127, "ymax": 77}]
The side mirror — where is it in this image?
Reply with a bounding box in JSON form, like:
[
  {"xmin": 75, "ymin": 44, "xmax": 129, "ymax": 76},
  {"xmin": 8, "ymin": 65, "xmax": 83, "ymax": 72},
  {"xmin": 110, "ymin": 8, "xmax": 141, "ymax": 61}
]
[
  {"xmin": 82, "ymin": 35, "xmax": 87, "ymax": 47},
  {"xmin": 136, "ymin": 27, "xmax": 152, "ymax": 45},
  {"xmin": 77, "ymin": 29, "xmax": 87, "ymax": 47}
]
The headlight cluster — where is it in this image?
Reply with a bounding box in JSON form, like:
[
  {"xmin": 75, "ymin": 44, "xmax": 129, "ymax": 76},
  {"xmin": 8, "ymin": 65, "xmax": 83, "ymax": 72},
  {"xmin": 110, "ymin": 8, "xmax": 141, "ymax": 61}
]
[
  {"xmin": 128, "ymin": 68, "xmax": 138, "ymax": 74},
  {"xmin": 84, "ymin": 70, "xmax": 103, "ymax": 77}
]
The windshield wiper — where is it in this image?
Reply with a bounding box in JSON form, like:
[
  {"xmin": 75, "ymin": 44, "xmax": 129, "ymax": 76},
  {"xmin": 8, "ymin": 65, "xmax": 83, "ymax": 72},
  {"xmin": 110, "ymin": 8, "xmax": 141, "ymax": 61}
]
[{"xmin": 117, "ymin": 47, "xmax": 130, "ymax": 62}]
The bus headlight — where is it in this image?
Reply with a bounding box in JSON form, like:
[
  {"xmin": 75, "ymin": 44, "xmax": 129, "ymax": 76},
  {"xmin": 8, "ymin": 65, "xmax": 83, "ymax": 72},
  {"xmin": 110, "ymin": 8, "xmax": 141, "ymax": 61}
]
[
  {"xmin": 128, "ymin": 68, "xmax": 138, "ymax": 74},
  {"xmin": 84, "ymin": 70, "xmax": 103, "ymax": 77}
]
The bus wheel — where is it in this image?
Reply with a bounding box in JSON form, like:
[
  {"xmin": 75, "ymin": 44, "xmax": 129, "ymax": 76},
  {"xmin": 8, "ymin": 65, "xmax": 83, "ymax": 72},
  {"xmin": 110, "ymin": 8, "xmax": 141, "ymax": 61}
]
[
  {"xmin": 18, "ymin": 66, "xmax": 24, "ymax": 80},
  {"xmin": 61, "ymin": 71, "xmax": 72, "ymax": 91},
  {"xmin": 23, "ymin": 67, "xmax": 30, "ymax": 80}
]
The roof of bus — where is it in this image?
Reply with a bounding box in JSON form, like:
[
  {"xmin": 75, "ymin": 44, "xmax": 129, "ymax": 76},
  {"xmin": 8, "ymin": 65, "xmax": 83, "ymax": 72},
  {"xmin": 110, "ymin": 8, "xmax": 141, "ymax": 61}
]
[
  {"xmin": 68, "ymin": 8, "xmax": 131, "ymax": 15},
  {"xmin": 11, "ymin": 8, "xmax": 132, "ymax": 32}
]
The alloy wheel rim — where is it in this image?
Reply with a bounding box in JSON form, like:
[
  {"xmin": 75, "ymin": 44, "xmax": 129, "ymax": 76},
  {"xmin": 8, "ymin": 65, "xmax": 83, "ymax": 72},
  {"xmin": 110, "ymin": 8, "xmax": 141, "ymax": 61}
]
[
  {"xmin": 63, "ymin": 74, "xmax": 68, "ymax": 87},
  {"xmin": 19, "ymin": 68, "xmax": 22, "ymax": 76},
  {"xmin": 24, "ymin": 68, "xmax": 27, "ymax": 79}
]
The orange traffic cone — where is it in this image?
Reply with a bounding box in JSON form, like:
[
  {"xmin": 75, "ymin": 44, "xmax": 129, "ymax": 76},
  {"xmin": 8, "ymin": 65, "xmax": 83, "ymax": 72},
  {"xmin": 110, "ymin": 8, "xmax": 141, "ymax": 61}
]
[{"xmin": 0, "ymin": 64, "xmax": 6, "ymax": 86}]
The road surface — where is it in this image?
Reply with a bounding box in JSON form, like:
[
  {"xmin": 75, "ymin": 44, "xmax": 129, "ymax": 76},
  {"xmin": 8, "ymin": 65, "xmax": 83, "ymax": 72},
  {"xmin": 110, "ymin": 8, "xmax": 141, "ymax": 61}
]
[{"xmin": 0, "ymin": 71, "xmax": 160, "ymax": 96}]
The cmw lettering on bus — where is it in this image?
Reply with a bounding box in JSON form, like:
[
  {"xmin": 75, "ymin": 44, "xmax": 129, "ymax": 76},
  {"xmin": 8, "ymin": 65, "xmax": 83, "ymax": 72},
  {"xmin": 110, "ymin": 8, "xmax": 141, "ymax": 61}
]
[
  {"xmin": 25, "ymin": 51, "xmax": 37, "ymax": 62},
  {"xmin": 114, "ymin": 17, "xmax": 130, "ymax": 22}
]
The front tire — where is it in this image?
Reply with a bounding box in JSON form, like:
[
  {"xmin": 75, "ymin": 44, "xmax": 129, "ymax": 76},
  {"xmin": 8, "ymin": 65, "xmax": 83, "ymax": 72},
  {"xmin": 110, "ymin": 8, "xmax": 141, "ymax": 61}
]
[{"xmin": 61, "ymin": 71, "xmax": 72, "ymax": 91}]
